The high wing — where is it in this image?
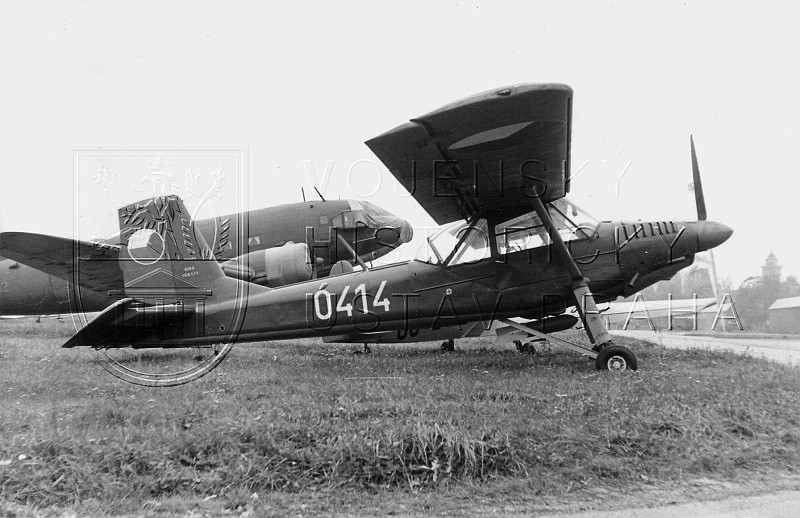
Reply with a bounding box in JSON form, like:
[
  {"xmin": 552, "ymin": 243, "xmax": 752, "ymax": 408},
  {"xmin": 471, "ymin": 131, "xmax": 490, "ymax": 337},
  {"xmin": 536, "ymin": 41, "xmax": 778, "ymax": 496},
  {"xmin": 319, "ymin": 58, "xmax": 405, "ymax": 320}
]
[
  {"xmin": 366, "ymin": 83, "xmax": 572, "ymax": 224},
  {"xmin": 0, "ymin": 232, "xmax": 123, "ymax": 294}
]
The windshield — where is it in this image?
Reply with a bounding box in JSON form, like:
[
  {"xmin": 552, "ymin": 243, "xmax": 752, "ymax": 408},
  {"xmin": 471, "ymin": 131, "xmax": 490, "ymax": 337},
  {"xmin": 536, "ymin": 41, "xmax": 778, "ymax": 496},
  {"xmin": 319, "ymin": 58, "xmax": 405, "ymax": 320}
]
[{"xmin": 551, "ymin": 198, "xmax": 598, "ymax": 233}]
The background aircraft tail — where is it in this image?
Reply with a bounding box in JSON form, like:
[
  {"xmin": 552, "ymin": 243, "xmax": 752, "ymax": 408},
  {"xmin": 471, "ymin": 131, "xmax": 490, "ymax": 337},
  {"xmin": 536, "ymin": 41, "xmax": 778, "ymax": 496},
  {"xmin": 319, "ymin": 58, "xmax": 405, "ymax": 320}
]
[
  {"xmin": 115, "ymin": 195, "xmax": 231, "ymax": 302},
  {"xmin": 64, "ymin": 195, "xmax": 252, "ymax": 350}
]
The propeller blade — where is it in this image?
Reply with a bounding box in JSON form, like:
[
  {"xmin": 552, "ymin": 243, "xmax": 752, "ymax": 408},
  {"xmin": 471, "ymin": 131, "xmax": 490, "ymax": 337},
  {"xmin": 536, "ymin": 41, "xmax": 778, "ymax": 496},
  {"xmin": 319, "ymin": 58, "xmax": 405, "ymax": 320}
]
[{"xmin": 690, "ymin": 135, "xmax": 707, "ymax": 221}]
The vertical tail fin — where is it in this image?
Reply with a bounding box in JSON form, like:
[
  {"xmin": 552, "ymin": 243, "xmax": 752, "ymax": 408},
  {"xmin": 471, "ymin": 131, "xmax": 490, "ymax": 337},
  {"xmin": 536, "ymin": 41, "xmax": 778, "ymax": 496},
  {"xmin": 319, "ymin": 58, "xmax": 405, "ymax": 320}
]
[{"xmin": 117, "ymin": 195, "xmax": 226, "ymax": 302}]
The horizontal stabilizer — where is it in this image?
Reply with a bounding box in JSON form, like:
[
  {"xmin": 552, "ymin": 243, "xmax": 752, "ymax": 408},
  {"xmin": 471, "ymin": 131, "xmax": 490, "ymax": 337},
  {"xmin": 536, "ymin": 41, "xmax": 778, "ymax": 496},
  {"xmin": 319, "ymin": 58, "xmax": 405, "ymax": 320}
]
[{"xmin": 62, "ymin": 297, "xmax": 195, "ymax": 348}]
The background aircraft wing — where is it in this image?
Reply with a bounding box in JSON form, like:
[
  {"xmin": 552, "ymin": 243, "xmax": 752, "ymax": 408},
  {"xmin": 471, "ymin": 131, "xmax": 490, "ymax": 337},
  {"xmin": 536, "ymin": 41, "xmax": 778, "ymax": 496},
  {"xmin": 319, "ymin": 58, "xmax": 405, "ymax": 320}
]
[
  {"xmin": 0, "ymin": 232, "xmax": 123, "ymax": 294},
  {"xmin": 366, "ymin": 83, "xmax": 572, "ymax": 224}
]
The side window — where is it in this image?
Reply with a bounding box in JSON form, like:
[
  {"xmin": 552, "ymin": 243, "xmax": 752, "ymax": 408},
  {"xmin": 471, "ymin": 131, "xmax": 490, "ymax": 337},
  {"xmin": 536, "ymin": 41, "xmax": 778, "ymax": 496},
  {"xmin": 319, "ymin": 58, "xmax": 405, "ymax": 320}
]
[
  {"xmin": 496, "ymin": 223, "xmax": 548, "ymax": 255},
  {"xmin": 495, "ymin": 206, "xmax": 592, "ymax": 255}
]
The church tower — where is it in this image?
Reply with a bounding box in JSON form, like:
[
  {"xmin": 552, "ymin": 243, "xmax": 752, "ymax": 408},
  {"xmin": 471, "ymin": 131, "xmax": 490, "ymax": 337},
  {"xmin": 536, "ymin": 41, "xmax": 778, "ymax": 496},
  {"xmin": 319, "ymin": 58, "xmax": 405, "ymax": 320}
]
[{"xmin": 762, "ymin": 250, "xmax": 782, "ymax": 294}]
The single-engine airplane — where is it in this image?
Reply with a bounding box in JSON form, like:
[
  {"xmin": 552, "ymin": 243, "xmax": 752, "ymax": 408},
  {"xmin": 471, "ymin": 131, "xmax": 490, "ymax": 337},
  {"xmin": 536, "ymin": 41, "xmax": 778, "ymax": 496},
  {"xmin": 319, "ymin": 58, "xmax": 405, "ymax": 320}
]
[
  {"xmin": 0, "ymin": 198, "xmax": 412, "ymax": 316},
  {"xmin": 0, "ymin": 83, "xmax": 732, "ymax": 386}
]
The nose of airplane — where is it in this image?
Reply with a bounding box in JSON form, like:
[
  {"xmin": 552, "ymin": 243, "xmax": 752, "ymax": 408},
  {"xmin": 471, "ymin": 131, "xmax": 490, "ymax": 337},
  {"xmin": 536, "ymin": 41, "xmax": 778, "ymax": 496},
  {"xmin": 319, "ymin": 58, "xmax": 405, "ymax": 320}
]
[
  {"xmin": 373, "ymin": 218, "xmax": 413, "ymax": 247},
  {"xmin": 397, "ymin": 219, "xmax": 413, "ymax": 244},
  {"xmin": 360, "ymin": 201, "xmax": 414, "ymax": 246},
  {"xmin": 696, "ymin": 220, "xmax": 733, "ymax": 252}
]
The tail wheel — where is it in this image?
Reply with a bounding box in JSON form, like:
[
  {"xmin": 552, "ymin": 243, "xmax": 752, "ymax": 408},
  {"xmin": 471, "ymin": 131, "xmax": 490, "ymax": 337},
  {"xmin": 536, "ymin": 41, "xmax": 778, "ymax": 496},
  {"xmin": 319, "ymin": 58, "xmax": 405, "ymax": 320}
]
[
  {"xmin": 97, "ymin": 342, "xmax": 234, "ymax": 387},
  {"xmin": 514, "ymin": 340, "xmax": 537, "ymax": 354},
  {"xmin": 595, "ymin": 345, "xmax": 637, "ymax": 372}
]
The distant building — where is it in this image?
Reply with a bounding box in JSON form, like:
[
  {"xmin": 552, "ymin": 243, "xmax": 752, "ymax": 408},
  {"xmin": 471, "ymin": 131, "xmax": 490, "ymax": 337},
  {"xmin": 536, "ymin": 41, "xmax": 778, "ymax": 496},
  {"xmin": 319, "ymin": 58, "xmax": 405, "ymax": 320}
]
[
  {"xmin": 768, "ymin": 296, "xmax": 800, "ymax": 334},
  {"xmin": 762, "ymin": 250, "xmax": 782, "ymax": 296}
]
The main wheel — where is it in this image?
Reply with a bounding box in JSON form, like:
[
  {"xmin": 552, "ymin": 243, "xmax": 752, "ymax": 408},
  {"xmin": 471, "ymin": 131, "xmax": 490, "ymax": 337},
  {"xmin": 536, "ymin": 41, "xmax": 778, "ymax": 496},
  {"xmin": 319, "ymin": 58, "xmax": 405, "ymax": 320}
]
[{"xmin": 595, "ymin": 345, "xmax": 637, "ymax": 372}]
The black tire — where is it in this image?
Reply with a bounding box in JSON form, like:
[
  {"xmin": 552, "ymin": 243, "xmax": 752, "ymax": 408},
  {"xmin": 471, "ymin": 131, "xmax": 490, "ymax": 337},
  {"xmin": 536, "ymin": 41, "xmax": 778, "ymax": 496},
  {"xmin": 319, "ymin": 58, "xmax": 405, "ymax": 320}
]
[{"xmin": 595, "ymin": 345, "xmax": 637, "ymax": 371}]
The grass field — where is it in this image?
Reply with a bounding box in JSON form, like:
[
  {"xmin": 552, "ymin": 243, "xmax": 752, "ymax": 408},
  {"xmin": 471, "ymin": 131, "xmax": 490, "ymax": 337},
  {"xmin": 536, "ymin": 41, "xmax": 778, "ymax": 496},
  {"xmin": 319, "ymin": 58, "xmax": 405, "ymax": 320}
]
[{"xmin": 1, "ymin": 318, "xmax": 800, "ymax": 516}]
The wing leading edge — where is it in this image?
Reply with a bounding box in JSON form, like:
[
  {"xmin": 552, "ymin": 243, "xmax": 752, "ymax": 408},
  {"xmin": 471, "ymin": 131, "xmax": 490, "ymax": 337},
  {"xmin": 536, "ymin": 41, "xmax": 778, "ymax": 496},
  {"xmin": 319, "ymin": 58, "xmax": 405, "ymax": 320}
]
[
  {"xmin": 0, "ymin": 232, "xmax": 124, "ymax": 294},
  {"xmin": 366, "ymin": 83, "xmax": 573, "ymax": 225}
]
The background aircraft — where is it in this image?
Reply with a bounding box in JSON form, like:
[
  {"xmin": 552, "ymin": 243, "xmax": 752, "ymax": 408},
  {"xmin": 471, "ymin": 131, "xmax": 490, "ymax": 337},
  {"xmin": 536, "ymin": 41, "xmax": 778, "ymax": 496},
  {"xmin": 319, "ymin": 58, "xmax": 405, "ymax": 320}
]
[
  {"xmin": 0, "ymin": 199, "xmax": 412, "ymax": 316},
  {"xmin": 0, "ymin": 83, "xmax": 732, "ymax": 386}
]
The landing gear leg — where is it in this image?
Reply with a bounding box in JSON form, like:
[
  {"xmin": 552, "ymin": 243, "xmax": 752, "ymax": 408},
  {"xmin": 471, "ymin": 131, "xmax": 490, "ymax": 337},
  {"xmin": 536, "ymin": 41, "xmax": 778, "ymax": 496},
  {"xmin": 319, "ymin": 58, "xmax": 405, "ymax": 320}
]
[
  {"xmin": 529, "ymin": 196, "xmax": 633, "ymax": 367},
  {"xmin": 440, "ymin": 338, "xmax": 455, "ymax": 351}
]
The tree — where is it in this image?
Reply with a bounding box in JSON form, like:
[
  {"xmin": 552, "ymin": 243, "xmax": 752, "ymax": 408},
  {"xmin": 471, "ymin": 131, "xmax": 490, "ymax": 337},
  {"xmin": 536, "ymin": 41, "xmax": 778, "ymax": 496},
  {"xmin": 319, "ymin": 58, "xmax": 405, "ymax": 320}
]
[
  {"xmin": 733, "ymin": 276, "xmax": 768, "ymax": 330},
  {"xmin": 780, "ymin": 275, "xmax": 800, "ymax": 298}
]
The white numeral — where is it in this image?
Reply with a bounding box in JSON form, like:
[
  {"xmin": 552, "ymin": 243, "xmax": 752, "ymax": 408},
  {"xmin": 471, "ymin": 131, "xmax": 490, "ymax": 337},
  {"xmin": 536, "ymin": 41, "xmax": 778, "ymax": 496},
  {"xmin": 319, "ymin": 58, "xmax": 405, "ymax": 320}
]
[
  {"xmin": 336, "ymin": 285, "xmax": 353, "ymax": 316},
  {"xmin": 314, "ymin": 286, "xmax": 333, "ymax": 320},
  {"xmin": 355, "ymin": 284, "xmax": 369, "ymax": 314},
  {"xmin": 318, "ymin": 280, "xmax": 391, "ymax": 318},
  {"xmin": 373, "ymin": 280, "xmax": 390, "ymax": 311}
]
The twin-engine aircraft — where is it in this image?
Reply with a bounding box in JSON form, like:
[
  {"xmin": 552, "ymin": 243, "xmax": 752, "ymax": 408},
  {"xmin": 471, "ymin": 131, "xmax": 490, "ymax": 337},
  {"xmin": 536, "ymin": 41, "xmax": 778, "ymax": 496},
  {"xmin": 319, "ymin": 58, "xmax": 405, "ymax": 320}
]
[
  {"xmin": 0, "ymin": 83, "xmax": 732, "ymax": 386},
  {"xmin": 0, "ymin": 199, "xmax": 412, "ymax": 316}
]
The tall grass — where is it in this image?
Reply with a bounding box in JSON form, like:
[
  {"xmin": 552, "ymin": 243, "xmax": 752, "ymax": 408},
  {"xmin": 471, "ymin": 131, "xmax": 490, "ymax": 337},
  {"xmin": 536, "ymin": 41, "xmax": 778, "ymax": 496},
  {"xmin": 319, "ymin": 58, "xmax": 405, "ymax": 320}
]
[{"xmin": 1, "ymin": 319, "xmax": 799, "ymax": 511}]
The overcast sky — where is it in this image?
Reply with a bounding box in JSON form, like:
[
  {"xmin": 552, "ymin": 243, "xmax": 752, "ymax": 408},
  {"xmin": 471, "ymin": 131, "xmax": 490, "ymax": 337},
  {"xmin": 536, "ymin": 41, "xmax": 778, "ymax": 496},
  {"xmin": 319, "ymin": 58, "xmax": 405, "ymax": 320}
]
[{"xmin": 1, "ymin": 2, "xmax": 797, "ymax": 286}]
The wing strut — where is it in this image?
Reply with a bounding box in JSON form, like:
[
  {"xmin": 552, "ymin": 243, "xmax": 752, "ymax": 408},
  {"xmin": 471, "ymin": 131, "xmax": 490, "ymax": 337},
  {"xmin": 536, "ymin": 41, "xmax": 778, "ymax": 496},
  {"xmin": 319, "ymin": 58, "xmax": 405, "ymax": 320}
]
[
  {"xmin": 530, "ymin": 195, "xmax": 612, "ymax": 349},
  {"xmin": 336, "ymin": 234, "xmax": 370, "ymax": 271}
]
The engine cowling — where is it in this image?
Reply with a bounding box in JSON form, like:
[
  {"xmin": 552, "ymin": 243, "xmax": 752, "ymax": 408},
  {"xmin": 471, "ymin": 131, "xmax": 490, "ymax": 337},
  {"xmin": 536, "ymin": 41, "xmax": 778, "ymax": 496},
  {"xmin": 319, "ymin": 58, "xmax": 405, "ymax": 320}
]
[{"xmin": 221, "ymin": 242, "xmax": 312, "ymax": 287}]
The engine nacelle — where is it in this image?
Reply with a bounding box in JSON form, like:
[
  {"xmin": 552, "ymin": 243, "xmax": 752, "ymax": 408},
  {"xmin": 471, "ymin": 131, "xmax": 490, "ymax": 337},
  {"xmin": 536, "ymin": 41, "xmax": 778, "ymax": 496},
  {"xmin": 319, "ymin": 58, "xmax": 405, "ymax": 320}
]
[{"xmin": 221, "ymin": 242, "xmax": 312, "ymax": 287}]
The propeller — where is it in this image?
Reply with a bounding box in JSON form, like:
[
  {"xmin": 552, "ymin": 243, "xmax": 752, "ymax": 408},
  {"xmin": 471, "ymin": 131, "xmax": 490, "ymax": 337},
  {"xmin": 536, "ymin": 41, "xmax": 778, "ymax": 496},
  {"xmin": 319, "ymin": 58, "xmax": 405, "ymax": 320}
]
[
  {"xmin": 688, "ymin": 135, "xmax": 730, "ymax": 307},
  {"xmin": 690, "ymin": 135, "xmax": 707, "ymax": 221}
]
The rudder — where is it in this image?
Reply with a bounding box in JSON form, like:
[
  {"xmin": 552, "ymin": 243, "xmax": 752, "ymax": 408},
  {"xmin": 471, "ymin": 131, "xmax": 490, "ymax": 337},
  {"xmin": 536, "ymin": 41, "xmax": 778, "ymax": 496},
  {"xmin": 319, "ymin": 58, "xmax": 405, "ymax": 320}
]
[{"xmin": 117, "ymin": 195, "xmax": 227, "ymax": 303}]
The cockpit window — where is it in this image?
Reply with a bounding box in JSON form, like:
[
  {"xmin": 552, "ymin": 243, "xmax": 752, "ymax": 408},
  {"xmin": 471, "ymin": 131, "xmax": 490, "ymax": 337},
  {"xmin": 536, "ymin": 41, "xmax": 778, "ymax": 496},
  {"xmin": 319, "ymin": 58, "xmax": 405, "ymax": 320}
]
[
  {"xmin": 496, "ymin": 213, "xmax": 548, "ymax": 255},
  {"xmin": 347, "ymin": 200, "xmax": 364, "ymax": 211},
  {"xmin": 332, "ymin": 210, "xmax": 370, "ymax": 228},
  {"xmin": 415, "ymin": 198, "xmax": 597, "ymax": 266},
  {"xmin": 362, "ymin": 201, "xmax": 394, "ymax": 218},
  {"xmin": 417, "ymin": 219, "xmax": 491, "ymax": 265},
  {"xmin": 334, "ymin": 201, "xmax": 399, "ymax": 229},
  {"xmin": 495, "ymin": 199, "xmax": 596, "ymax": 255}
]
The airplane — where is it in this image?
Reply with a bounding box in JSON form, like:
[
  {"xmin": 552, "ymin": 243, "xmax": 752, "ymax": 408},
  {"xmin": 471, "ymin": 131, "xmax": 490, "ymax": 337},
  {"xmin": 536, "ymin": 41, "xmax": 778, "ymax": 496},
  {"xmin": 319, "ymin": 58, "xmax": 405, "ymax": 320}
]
[
  {"xmin": 0, "ymin": 198, "xmax": 412, "ymax": 316},
  {"xmin": 0, "ymin": 83, "xmax": 732, "ymax": 386}
]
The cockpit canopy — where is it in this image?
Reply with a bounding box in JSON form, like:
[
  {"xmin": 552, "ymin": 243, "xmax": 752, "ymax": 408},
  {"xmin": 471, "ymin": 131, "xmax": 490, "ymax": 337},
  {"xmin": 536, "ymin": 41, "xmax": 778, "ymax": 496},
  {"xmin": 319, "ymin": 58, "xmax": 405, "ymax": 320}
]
[
  {"xmin": 331, "ymin": 200, "xmax": 399, "ymax": 229},
  {"xmin": 417, "ymin": 199, "xmax": 597, "ymax": 265}
]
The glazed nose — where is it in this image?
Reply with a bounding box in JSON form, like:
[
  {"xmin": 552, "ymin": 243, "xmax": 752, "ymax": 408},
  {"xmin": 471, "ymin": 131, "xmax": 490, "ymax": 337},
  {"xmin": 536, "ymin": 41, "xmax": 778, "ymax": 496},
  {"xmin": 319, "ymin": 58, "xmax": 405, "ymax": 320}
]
[
  {"xmin": 696, "ymin": 221, "xmax": 733, "ymax": 252},
  {"xmin": 374, "ymin": 219, "xmax": 413, "ymax": 246}
]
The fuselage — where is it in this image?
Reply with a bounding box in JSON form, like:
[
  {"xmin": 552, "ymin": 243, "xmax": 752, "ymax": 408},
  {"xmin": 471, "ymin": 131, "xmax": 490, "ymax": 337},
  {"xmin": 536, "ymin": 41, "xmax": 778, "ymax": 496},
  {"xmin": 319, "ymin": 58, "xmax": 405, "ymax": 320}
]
[
  {"xmin": 0, "ymin": 199, "xmax": 412, "ymax": 316},
  {"xmin": 124, "ymin": 218, "xmax": 731, "ymax": 347}
]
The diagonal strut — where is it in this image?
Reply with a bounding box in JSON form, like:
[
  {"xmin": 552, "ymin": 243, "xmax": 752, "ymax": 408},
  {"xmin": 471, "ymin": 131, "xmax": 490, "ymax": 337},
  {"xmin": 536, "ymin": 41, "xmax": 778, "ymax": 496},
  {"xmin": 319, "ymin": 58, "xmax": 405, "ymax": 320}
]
[{"xmin": 529, "ymin": 195, "xmax": 612, "ymax": 349}]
